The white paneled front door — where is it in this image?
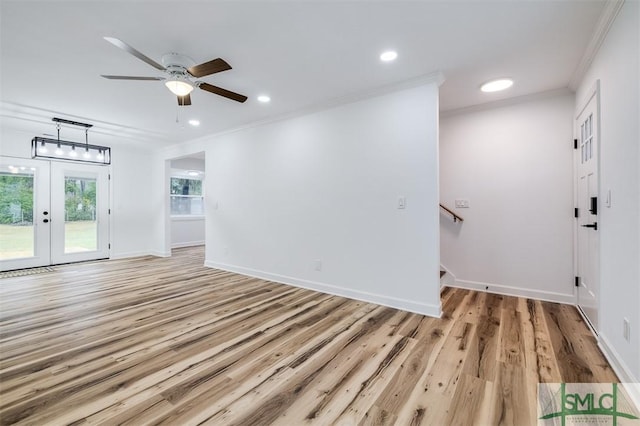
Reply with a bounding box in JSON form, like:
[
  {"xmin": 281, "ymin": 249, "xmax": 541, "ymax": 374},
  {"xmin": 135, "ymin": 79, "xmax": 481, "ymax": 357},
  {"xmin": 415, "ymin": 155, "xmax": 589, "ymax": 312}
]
[{"xmin": 575, "ymin": 84, "xmax": 600, "ymax": 332}]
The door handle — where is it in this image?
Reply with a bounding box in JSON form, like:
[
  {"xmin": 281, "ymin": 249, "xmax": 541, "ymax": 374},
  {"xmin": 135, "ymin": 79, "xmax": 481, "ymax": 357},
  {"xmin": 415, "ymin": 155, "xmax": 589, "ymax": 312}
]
[
  {"xmin": 581, "ymin": 222, "xmax": 597, "ymax": 230},
  {"xmin": 43, "ymin": 218, "xmax": 49, "ymax": 223}
]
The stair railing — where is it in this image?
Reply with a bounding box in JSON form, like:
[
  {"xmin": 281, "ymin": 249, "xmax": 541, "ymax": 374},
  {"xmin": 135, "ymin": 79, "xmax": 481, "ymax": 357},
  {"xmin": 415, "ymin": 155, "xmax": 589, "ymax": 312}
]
[{"xmin": 439, "ymin": 203, "xmax": 464, "ymax": 223}]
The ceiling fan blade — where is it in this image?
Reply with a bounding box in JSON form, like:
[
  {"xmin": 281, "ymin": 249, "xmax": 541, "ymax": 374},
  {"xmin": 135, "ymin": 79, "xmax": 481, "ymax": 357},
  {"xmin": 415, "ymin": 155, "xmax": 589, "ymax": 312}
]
[
  {"xmin": 198, "ymin": 82, "xmax": 247, "ymax": 103},
  {"xmin": 101, "ymin": 75, "xmax": 164, "ymax": 80},
  {"xmin": 187, "ymin": 58, "xmax": 231, "ymax": 78},
  {"xmin": 104, "ymin": 37, "xmax": 166, "ymax": 71},
  {"xmin": 177, "ymin": 94, "xmax": 192, "ymax": 106}
]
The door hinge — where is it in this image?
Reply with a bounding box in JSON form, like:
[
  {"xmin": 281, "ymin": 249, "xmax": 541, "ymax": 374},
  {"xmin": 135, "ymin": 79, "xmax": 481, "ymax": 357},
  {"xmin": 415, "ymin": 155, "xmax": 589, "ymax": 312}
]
[
  {"xmin": 108, "ymin": 243, "xmax": 111, "ymax": 249},
  {"xmin": 108, "ymin": 208, "xmax": 111, "ymax": 214},
  {"xmin": 575, "ymin": 276, "xmax": 580, "ymax": 287},
  {"xmin": 108, "ymin": 174, "xmax": 111, "ymax": 180},
  {"xmin": 574, "ymin": 207, "xmax": 579, "ymax": 218},
  {"xmin": 574, "ymin": 138, "xmax": 578, "ymax": 149}
]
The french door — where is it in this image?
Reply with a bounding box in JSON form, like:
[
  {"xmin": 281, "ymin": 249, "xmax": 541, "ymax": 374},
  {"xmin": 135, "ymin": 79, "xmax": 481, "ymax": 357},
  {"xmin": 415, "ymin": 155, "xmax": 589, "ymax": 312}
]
[{"xmin": 0, "ymin": 157, "xmax": 110, "ymax": 271}]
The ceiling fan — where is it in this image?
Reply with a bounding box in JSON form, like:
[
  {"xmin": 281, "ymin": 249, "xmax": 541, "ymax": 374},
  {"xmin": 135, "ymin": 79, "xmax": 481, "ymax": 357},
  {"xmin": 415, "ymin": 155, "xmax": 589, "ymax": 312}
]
[{"xmin": 100, "ymin": 37, "xmax": 247, "ymax": 106}]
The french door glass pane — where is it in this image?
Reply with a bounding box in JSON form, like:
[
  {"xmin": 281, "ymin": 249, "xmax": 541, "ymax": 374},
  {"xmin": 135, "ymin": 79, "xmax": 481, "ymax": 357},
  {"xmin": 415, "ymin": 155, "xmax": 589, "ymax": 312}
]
[
  {"xmin": 0, "ymin": 168, "xmax": 35, "ymax": 260},
  {"xmin": 64, "ymin": 176, "xmax": 97, "ymax": 253}
]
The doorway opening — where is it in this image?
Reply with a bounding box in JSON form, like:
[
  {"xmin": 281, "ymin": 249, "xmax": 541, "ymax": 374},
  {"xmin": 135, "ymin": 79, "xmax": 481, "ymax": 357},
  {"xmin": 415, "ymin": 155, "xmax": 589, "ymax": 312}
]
[{"xmin": 168, "ymin": 153, "xmax": 205, "ymax": 253}]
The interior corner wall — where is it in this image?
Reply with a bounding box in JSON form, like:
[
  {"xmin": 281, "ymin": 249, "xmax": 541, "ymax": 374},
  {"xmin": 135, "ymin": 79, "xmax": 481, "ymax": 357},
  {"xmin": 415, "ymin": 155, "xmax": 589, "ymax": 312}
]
[
  {"xmin": 440, "ymin": 92, "xmax": 575, "ymax": 303},
  {"xmin": 202, "ymin": 83, "xmax": 441, "ymax": 317},
  {"xmin": 0, "ymin": 125, "xmax": 155, "ymax": 259},
  {"xmin": 575, "ymin": 0, "xmax": 639, "ymax": 385}
]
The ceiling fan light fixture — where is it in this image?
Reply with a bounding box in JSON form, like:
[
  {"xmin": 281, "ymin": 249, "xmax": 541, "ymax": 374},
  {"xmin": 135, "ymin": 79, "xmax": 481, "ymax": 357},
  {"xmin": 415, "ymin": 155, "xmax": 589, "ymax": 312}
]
[{"xmin": 165, "ymin": 77, "xmax": 194, "ymax": 97}]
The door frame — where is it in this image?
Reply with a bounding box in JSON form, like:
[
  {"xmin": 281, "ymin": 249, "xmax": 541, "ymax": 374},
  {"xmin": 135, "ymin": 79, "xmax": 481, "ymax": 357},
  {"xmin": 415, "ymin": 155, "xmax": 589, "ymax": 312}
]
[
  {"xmin": 0, "ymin": 156, "xmax": 111, "ymax": 271},
  {"xmin": 574, "ymin": 79, "xmax": 601, "ymax": 334}
]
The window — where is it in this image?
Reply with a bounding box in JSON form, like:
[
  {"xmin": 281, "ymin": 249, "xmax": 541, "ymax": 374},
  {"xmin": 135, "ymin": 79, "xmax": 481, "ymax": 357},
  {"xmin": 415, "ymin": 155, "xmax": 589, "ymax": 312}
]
[{"xmin": 170, "ymin": 177, "xmax": 203, "ymax": 216}]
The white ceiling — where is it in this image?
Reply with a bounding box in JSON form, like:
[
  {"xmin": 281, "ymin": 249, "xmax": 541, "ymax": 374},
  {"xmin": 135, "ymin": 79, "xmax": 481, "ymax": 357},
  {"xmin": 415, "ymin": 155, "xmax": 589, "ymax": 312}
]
[{"xmin": 0, "ymin": 1, "xmax": 605, "ymax": 149}]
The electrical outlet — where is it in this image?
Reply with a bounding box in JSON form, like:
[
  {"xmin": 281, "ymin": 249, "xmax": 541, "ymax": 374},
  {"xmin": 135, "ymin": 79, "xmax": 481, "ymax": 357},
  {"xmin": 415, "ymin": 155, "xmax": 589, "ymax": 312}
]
[
  {"xmin": 623, "ymin": 318, "xmax": 630, "ymax": 341},
  {"xmin": 455, "ymin": 199, "xmax": 470, "ymax": 208},
  {"xmin": 314, "ymin": 260, "xmax": 322, "ymax": 271}
]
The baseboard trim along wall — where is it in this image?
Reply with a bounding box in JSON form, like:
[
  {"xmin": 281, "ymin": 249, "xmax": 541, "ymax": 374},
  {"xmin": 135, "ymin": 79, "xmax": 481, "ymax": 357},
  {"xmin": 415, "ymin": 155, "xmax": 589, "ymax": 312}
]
[
  {"xmin": 205, "ymin": 260, "xmax": 442, "ymax": 318},
  {"xmin": 598, "ymin": 334, "xmax": 640, "ymax": 410},
  {"xmin": 439, "ymin": 265, "xmax": 456, "ymax": 288},
  {"xmin": 171, "ymin": 241, "xmax": 205, "ymax": 249},
  {"xmin": 110, "ymin": 251, "xmax": 156, "ymax": 260},
  {"xmin": 448, "ymin": 279, "xmax": 576, "ymax": 305},
  {"xmin": 149, "ymin": 250, "xmax": 172, "ymax": 258}
]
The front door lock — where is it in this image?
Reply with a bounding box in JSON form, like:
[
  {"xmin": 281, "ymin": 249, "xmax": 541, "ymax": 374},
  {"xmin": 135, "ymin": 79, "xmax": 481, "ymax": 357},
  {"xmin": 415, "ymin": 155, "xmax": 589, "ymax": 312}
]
[{"xmin": 581, "ymin": 222, "xmax": 598, "ymax": 230}]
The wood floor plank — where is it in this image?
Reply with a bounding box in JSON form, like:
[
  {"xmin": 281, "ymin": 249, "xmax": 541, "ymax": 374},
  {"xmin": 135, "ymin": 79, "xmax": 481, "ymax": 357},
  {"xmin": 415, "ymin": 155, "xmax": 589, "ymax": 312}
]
[{"xmin": 0, "ymin": 247, "xmax": 623, "ymax": 425}]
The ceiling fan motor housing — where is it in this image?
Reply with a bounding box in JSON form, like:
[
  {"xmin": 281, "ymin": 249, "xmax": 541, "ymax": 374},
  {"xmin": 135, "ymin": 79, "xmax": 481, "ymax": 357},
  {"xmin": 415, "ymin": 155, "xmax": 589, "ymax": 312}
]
[{"xmin": 162, "ymin": 53, "xmax": 196, "ymax": 76}]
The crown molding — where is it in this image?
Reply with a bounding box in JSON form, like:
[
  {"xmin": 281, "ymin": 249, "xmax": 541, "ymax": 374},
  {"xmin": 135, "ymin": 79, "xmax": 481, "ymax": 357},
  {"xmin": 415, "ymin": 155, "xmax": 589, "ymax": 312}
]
[
  {"xmin": 568, "ymin": 0, "xmax": 625, "ymax": 91},
  {"xmin": 161, "ymin": 70, "xmax": 445, "ymax": 155},
  {"xmin": 0, "ymin": 101, "xmax": 173, "ymax": 147}
]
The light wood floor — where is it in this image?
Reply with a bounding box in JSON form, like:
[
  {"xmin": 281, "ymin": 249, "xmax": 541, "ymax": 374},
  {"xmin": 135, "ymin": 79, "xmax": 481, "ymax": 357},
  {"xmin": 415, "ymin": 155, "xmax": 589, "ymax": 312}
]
[{"xmin": 0, "ymin": 247, "xmax": 618, "ymax": 425}]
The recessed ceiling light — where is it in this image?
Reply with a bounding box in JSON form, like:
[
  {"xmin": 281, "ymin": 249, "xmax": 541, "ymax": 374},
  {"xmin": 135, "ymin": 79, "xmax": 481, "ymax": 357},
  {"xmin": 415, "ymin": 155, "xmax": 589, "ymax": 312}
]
[
  {"xmin": 480, "ymin": 78, "xmax": 514, "ymax": 93},
  {"xmin": 188, "ymin": 119, "xmax": 200, "ymax": 126},
  {"xmin": 380, "ymin": 51, "xmax": 398, "ymax": 62},
  {"xmin": 257, "ymin": 95, "xmax": 271, "ymax": 103}
]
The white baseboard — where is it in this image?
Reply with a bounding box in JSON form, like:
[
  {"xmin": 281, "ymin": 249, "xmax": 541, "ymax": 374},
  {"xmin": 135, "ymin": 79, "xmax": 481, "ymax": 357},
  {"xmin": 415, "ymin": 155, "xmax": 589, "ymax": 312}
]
[
  {"xmin": 439, "ymin": 264, "xmax": 456, "ymax": 287},
  {"xmin": 449, "ymin": 278, "xmax": 576, "ymax": 305},
  {"xmin": 171, "ymin": 241, "xmax": 205, "ymax": 249},
  {"xmin": 598, "ymin": 334, "xmax": 640, "ymax": 411},
  {"xmin": 149, "ymin": 250, "xmax": 172, "ymax": 258},
  {"xmin": 204, "ymin": 260, "xmax": 442, "ymax": 318},
  {"xmin": 110, "ymin": 250, "xmax": 154, "ymax": 260}
]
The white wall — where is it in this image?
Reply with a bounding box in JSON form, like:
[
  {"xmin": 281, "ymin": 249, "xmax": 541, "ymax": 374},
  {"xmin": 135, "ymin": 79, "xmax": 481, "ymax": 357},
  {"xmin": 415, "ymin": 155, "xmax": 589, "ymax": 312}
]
[
  {"xmin": 575, "ymin": 0, "xmax": 639, "ymax": 387},
  {"xmin": 171, "ymin": 217, "xmax": 205, "ymax": 248},
  {"xmin": 171, "ymin": 157, "xmax": 204, "ymax": 171},
  {"xmin": 109, "ymin": 147, "xmax": 155, "ymax": 258},
  {"xmin": 182, "ymin": 83, "xmax": 442, "ymax": 316},
  {"xmin": 0, "ymin": 125, "xmax": 155, "ymax": 259},
  {"xmin": 440, "ymin": 92, "xmax": 575, "ymax": 303}
]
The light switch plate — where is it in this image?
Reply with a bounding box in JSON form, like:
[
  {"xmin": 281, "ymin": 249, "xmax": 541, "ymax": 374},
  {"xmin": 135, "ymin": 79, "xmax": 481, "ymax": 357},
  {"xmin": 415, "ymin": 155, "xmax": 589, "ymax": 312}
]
[
  {"xmin": 455, "ymin": 199, "xmax": 470, "ymax": 208},
  {"xmin": 397, "ymin": 196, "xmax": 406, "ymax": 209}
]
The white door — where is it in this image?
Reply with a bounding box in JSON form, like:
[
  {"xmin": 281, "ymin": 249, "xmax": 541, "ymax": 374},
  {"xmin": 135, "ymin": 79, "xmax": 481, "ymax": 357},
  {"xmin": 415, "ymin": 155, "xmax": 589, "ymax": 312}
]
[
  {"xmin": 0, "ymin": 157, "xmax": 110, "ymax": 271},
  {"xmin": 50, "ymin": 162, "xmax": 110, "ymax": 264},
  {"xmin": 0, "ymin": 158, "xmax": 51, "ymax": 270},
  {"xmin": 575, "ymin": 86, "xmax": 600, "ymax": 332}
]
